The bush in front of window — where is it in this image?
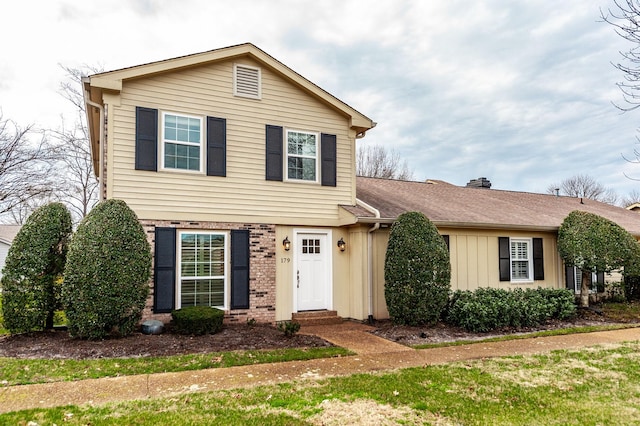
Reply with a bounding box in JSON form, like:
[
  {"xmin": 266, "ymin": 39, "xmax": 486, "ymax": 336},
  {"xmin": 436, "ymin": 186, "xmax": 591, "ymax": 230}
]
[
  {"xmin": 384, "ymin": 211, "xmax": 451, "ymax": 326},
  {"xmin": 62, "ymin": 199, "xmax": 151, "ymax": 340},
  {"xmin": 558, "ymin": 210, "xmax": 639, "ymax": 308},
  {"xmin": 171, "ymin": 306, "xmax": 224, "ymax": 335},
  {"xmin": 1, "ymin": 202, "xmax": 72, "ymax": 334},
  {"xmin": 446, "ymin": 287, "xmax": 577, "ymax": 332}
]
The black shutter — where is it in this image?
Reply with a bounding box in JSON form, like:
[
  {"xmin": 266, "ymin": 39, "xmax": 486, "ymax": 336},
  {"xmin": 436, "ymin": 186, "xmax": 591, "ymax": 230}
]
[
  {"xmin": 596, "ymin": 271, "xmax": 605, "ymax": 293},
  {"xmin": 153, "ymin": 227, "xmax": 176, "ymax": 313},
  {"xmin": 135, "ymin": 107, "xmax": 158, "ymax": 171},
  {"xmin": 533, "ymin": 238, "xmax": 544, "ymax": 280},
  {"xmin": 499, "ymin": 237, "xmax": 510, "ymax": 281},
  {"xmin": 265, "ymin": 125, "xmax": 283, "ymax": 181},
  {"xmin": 231, "ymin": 229, "xmax": 250, "ymax": 309},
  {"xmin": 565, "ymin": 265, "xmax": 575, "ymax": 291},
  {"xmin": 207, "ymin": 117, "xmax": 226, "ymax": 177},
  {"xmin": 441, "ymin": 234, "xmax": 450, "ymax": 251},
  {"xmin": 321, "ymin": 133, "xmax": 337, "ymax": 187}
]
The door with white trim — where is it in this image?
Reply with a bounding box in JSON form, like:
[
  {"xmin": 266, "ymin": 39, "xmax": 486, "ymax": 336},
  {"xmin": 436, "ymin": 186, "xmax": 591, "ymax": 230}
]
[{"xmin": 296, "ymin": 232, "xmax": 330, "ymax": 311}]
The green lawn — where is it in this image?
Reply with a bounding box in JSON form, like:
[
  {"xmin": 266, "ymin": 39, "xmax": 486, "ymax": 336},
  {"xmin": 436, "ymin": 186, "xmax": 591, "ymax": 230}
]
[{"xmin": 3, "ymin": 342, "xmax": 640, "ymax": 425}]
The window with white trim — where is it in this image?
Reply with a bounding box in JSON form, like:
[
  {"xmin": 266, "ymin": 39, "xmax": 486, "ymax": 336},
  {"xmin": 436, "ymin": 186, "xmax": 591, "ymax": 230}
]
[
  {"xmin": 510, "ymin": 238, "xmax": 532, "ymax": 281},
  {"xmin": 162, "ymin": 112, "xmax": 203, "ymax": 172},
  {"xmin": 570, "ymin": 267, "xmax": 602, "ymax": 294},
  {"xmin": 286, "ymin": 130, "xmax": 318, "ymax": 182},
  {"xmin": 178, "ymin": 231, "xmax": 227, "ymax": 309}
]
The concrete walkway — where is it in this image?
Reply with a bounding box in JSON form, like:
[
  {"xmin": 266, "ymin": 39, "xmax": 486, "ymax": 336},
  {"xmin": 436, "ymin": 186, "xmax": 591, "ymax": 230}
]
[{"xmin": 1, "ymin": 323, "xmax": 639, "ymax": 414}]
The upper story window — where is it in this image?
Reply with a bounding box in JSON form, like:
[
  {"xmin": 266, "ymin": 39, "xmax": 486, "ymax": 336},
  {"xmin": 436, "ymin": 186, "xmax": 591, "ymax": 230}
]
[
  {"xmin": 162, "ymin": 112, "xmax": 203, "ymax": 172},
  {"xmin": 234, "ymin": 64, "xmax": 261, "ymax": 99},
  {"xmin": 510, "ymin": 238, "xmax": 532, "ymax": 281},
  {"xmin": 286, "ymin": 130, "xmax": 318, "ymax": 182}
]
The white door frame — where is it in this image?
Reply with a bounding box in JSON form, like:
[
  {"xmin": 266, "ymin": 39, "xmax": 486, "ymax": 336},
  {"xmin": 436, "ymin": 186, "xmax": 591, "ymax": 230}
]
[{"xmin": 292, "ymin": 228, "xmax": 333, "ymax": 312}]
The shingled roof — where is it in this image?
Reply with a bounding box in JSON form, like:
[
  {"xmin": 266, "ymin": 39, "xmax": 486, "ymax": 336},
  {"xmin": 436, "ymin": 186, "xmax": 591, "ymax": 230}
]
[{"xmin": 347, "ymin": 177, "xmax": 640, "ymax": 236}]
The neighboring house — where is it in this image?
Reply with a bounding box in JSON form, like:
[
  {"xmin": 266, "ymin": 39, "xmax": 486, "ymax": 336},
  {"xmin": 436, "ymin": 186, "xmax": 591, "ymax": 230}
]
[
  {"xmin": 347, "ymin": 177, "xmax": 640, "ymax": 319},
  {"xmin": 0, "ymin": 225, "xmax": 21, "ymax": 282},
  {"xmin": 82, "ymin": 43, "xmax": 640, "ymax": 325}
]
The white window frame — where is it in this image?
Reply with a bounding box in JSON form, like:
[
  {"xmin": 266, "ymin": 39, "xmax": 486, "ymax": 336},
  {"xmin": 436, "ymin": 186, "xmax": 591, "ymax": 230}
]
[
  {"xmin": 233, "ymin": 63, "xmax": 262, "ymax": 99},
  {"xmin": 160, "ymin": 111, "xmax": 204, "ymax": 173},
  {"xmin": 285, "ymin": 129, "xmax": 319, "ymax": 183},
  {"xmin": 510, "ymin": 238, "xmax": 533, "ymax": 282},
  {"xmin": 176, "ymin": 230, "xmax": 229, "ymax": 310}
]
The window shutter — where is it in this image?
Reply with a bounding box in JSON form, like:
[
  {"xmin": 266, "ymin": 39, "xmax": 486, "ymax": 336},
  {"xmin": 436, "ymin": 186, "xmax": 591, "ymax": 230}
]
[
  {"xmin": 231, "ymin": 229, "xmax": 250, "ymax": 309},
  {"xmin": 499, "ymin": 237, "xmax": 510, "ymax": 281},
  {"xmin": 135, "ymin": 106, "xmax": 158, "ymax": 171},
  {"xmin": 565, "ymin": 265, "xmax": 575, "ymax": 291},
  {"xmin": 596, "ymin": 271, "xmax": 605, "ymax": 293},
  {"xmin": 265, "ymin": 125, "xmax": 283, "ymax": 181},
  {"xmin": 320, "ymin": 133, "xmax": 337, "ymax": 187},
  {"xmin": 153, "ymin": 227, "xmax": 176, "ymax": 313},
  {"xmin": 207, "ymin": 116, "xmax": 226, "ymax": 177},
  {"xmin": 533, "ymin": 238, "xmax": 544, "ymax": 280},
  {"xmin": 441, "ymin": 234, "xmax": 450, "ymax": 251}
]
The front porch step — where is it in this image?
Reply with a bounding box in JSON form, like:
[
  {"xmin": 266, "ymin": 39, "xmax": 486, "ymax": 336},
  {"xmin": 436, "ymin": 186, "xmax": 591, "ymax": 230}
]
[{"xmin": 292, "ymin": 310, "xmax": 343, "ymax": 326}]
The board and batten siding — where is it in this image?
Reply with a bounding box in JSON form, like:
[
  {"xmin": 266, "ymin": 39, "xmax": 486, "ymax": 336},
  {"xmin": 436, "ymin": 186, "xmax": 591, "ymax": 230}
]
[
  {"xmin": 370, "ymin": 227, "xmax": 563, "ymax": 320},
  {"xmin": 105, "ymin": 58, "xmax": 355, "ymax": 225}
]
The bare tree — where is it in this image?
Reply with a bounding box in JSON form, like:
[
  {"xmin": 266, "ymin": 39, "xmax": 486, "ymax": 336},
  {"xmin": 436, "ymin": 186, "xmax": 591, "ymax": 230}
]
[
  {"xmin": 356, "ymin": 144, "xmax": 414, "ymax": 180},
  {"xmin": 546, "ymin": 174, "xmax": 618, "ymax": 205},
  {"xmin": 51, "ymin": 65, "xmax": 101, "ymax": 221},
  {"xmin": 602, "ymin": 0, "xmax": 640, "ymax": 111},
  {"xmin": 0, "ymin": 115, "xmax": 58, "ymax": 220}
]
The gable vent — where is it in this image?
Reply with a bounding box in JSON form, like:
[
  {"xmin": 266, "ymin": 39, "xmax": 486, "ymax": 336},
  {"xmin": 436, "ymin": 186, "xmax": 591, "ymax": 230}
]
[{"xmin": 234, "ymin": 64, "xmax": 261, "ymax": 99}]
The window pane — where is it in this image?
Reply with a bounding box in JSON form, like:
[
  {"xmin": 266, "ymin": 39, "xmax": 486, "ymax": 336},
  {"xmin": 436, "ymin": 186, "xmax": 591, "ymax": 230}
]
[
  {"xmin": 180, "ymin": 233, "xmax": 226, "ymax": 308},
  {"xmin": 512, "ymin": 261, "xmax": 529, "ymax": 279}
]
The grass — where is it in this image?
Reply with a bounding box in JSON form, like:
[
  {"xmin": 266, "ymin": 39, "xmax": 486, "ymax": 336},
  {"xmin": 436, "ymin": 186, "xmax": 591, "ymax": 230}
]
[
  {"xmin": 3, "ymin": 342, "xmax": 640, "ymax": 424},
  {"xmin": 0, "ymin": 347, "xmax": 351, "ymax": 386}
]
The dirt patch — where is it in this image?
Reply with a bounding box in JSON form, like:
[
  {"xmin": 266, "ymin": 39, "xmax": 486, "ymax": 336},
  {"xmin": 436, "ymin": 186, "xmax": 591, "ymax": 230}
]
[
  {"xmin": 0, "ymin": 308, "xmax": 635, "ymax": 360},
  {"xmin": 370, "ymin": 307, "xmax": 637, "ymax": 346},
  {"xmin": 0, "ymin": 324, "xmax": 333, "ymax": 359}
]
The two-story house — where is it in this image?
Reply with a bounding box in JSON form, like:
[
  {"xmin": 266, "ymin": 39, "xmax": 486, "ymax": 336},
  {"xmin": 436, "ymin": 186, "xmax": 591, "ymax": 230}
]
[
  {"xmin": 84, "ymin": 43, "xmax": 640, "ymax": 325},
  {"xmin": 83, "ymin": 43, "xmax": 376, "ymax": 324}
]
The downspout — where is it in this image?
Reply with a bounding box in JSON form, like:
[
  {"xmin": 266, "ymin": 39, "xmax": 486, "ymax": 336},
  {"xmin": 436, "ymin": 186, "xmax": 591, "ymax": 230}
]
[
  {"xmin": 356, "ymin": 198, "xmax": 380, "ymax": 324},
  {"xmin": 83, "ymin": 85, "xmax": 105, "ymax": 202}
]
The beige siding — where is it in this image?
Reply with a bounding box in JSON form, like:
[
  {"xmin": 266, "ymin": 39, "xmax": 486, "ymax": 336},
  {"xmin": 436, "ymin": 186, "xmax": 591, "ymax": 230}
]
[
  {"xmin": 370, "ymin": 227, "xmax": 564, "ymax": 320},
  {"xmin": 105, "ymin": 58, "xmax": 355, "ymax": 225}
]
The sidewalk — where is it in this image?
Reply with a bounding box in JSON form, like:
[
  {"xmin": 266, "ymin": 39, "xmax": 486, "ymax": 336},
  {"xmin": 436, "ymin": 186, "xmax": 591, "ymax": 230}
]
[{"xmin": 1, "ymin": 323, "xmax": 639, "ymax": 414}]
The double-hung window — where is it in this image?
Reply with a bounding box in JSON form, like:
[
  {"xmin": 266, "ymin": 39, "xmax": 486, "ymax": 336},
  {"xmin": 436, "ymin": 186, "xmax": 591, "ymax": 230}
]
[
  {"xmin": 162, "ymin": 112, "xmax": 203, "ymax": 172},
  {"xmin": 510, "ymin": 238, "xmax": 532, "ymax": 281},
  {"xmin": 178, "ymin": 231, "xmax": 227, "ymax": 309},
  {"xmin": 286, "ymin": 130, "xmax": 318, "ymax": 182}
]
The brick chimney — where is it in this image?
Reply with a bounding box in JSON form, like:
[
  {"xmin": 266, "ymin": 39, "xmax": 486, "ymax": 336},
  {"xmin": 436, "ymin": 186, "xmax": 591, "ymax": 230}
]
[{"xmin": 466, "ymin": 177, "xmax": 492, "ymax": 189}]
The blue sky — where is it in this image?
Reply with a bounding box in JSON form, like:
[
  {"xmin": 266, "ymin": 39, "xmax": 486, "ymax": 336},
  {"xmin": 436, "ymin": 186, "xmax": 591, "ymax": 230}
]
[{"xmin": 2, "ymin": 0, "xmax": 639, "ymax": 199}]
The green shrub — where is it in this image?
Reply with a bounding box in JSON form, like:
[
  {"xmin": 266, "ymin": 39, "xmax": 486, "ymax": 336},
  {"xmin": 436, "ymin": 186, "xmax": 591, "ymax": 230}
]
[
  {"xmin": 171, "ymin": 306, "xmax": 224, "ymax": 335},
  {"xmin": 63, "ymin": 199, "xmax": 151, "ymax": 340},
  {"xmin": 276, "ymin": 320, "xmax": 301, "ymax": 337},
  {"xmin": 447, "ymin": 287, "xmax": 576, "ymax": 332},
  {"xmin": 1, "ymin": 203, "xmax": 72, "ymax": 334},
  {"xmin": 384, "ymin": 211, "xmax": 451, "ymax": 326}
]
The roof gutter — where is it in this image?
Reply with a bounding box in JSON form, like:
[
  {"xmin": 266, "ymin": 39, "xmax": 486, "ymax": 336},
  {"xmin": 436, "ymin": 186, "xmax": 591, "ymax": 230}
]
[
  {"xmin": 82, "ymin": 78, "xmax": 105, "ymax": 202},
  {"xmin": 356, "ymin": 198, "xmax": 381, "ymax": 324}
]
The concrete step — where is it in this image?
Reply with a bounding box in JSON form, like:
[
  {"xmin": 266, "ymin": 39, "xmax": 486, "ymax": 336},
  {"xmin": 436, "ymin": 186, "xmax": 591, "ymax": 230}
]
[{"xmin": 292, "ymin": 310, "xmax": 343, "ymax": 326}]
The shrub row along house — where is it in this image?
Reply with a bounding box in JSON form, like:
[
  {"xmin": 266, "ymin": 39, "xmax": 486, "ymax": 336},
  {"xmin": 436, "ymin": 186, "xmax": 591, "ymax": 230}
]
[{"xmin": 82, "ymin": 43, "xmax": 640, "ymax": 324}]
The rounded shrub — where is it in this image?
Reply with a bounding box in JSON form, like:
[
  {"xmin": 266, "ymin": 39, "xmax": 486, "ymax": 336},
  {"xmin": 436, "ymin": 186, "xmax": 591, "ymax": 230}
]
[
  {"xmin": 384, "ymin": 211, "xmax": 451, "ymax": 326},
  {"xmin": 63, "ymin": 199, "xmax": 151, "ymax": 339},
  {"xmin": 171, "ymin": 306, "xmax": 224, "ymax": 335},
  {"xmin": 1, "ymin": 202, "xmax": 72, "ymax": 334}
]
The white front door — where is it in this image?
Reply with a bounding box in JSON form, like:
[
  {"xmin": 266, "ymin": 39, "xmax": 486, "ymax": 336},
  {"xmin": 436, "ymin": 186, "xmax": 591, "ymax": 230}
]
[{"xmin": 295, "ymin": 232, "xmax": 331, "ymax": 311}]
